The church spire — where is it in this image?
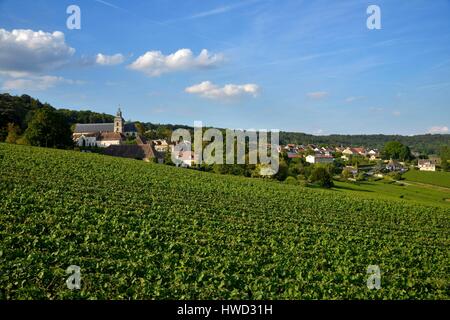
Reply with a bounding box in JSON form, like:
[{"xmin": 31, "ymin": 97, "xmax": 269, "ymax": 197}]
[{"xmin": 114, "ymin": 106, "xmax": 124, "ymax": 133}]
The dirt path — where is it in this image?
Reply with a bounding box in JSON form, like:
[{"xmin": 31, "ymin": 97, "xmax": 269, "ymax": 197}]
[{"xmin": 402, "ymin": 180, "xmax": 450, "ymax": 193}]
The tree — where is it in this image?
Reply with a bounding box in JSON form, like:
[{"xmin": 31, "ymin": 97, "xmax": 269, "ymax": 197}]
[
  {"xmin": 274, "ymin": 159, "xmax": 289, "ymax": 181},
  {"xmin": 382, "ymin": 141, "xmax": 412, "ymax": 161},
  {"xmin": 135, "ymin": 122, "xmax": 146, "ymax": 136},
  {"xmin": 309, "ymin": 165, "xmax": 334, "ymax": 188},
  {"xmin": 440, "ymin": 146, "xmax": 450, "ymax": 171},
  {"xmin": 24, "ymin": 108, "xmax": 72, "ymax": 148},
  {"xmin": 5, "ymin": 123, "xmax": 21, "ymax": 144},
  {"xmin": 164, "ymin": 148, "xmax": 174, "ymax": 166},
  {"xmin": 341, "ymin": 168, "xmax": 352, "ymax": 180}
]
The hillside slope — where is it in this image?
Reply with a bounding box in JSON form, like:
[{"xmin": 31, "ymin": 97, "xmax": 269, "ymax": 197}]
[{"xmin": 0, "ymin": 143, "xmax": 448, "ymax": 299}]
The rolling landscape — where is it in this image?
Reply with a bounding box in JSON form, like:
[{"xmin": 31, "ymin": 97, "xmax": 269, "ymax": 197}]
[
  {"xmin": 0, "ymin": 0, "xmax": 449, "ymax": 306},
  {"xmin": 0, "ymin": 143, "xmax": 449, "ymax": 299}
]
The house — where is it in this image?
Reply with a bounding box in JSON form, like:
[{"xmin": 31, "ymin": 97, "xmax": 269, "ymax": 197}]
[
  {"xmin": 343, "ymin": 147, "xmax": 367, "ymax": 157},
  {"xmin": 386, "ymin": 159, "xmax": 404, "ymax": 172},
  {"xmin": 72, "ymin": 108, "xmax": 137, "ymax": 147},
  {"xmin": 75, "ymin": 133, "xmax": 98, "ymax": 147},
  {"xmin": 306, "ymin": 154, "xmax": 334, "ymax": 164},
  {"xmin": 343, "ymin": 166, "xmax": 358, "ymax": 175},
  {"xmin": 153, "ymin": 139, "xmax": 169, "ymax": 152},
  {"xmin": 73, "ymin": 131, "xmax": 124, "ymax": 147},
  {"xmin": 287, "ymin": 152, "xmax": 302, "ymax": 159},
  {"xmin": 342, "ymin": 147, "xmax": 355, "ymax": 156},
  {"xmin": 418, "ymin": 160, "xmax": 436, "ymax": 171},
  {"xmin": 354, "ymin": 147, "xmax": 367, "ymax": 156},
  {"xmin": 174, "ymin": 151, "xmax": 199, "ymax": 167},
  {"xmin": 368, "ymin": 149, "xmax": 381, "ymax": 161}
]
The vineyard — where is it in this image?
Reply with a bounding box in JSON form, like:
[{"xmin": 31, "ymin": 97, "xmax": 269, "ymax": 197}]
[{"xmin": 0, "ymin": 143, "xmax": 449, "ymax": 299}]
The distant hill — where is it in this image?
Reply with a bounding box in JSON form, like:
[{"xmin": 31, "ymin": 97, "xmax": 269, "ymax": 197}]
[
  {"xmin": 278, "ymin": 132, "xmax": 450, "ymax": 155},
  {"xmin": 0, "ymin": 93, "xmax": 114, "ymax": 140},
  {"xmin": 1, "ymin": 92, "xmax": 448, "ymax": 153}
]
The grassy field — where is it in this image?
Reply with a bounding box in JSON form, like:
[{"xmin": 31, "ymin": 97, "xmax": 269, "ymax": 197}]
[
  {"xmin": 403, "ymin": 170, "xmax": 450, "ymax": 189},
  {"xmin": 333, "ymin": 179, "xmax": 450, "ymax": 208},
  {"xmin": 0, "ymin": 143, "xmax": 449, "ymax": 299}
]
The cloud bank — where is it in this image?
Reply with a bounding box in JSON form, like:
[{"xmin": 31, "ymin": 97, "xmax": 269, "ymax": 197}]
[
  {"xmin": 2, "ymin": 75, "xmax": 81, "ymax": 91},
  {"xmin": 428, "ymin": 126, "xmax": 449, "ymax": 134},
  {"xmin": 0, "ymin": 29, "xmax": 75, "ymax": 74},
  {"xmin": 185, "ymin": 81, "xmax": 259, "ymax": 99},
  {"xmin": 96, "ymin": 53, "xmax": 124, "ymax": 66},
  {"xmin": 129, "ymin": 49, "xmax": 224, "ymax": 76}
]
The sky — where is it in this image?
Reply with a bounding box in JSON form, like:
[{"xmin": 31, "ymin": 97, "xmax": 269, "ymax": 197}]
[{"xmin": 0, "ymin": 0, "xmax": 449, "ymax": 135}]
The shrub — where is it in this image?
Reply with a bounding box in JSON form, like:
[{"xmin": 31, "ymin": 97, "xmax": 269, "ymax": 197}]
[
  {"xmin": 284, "ymin": 176, "xmax": 297, "ymax": 185},
  {"xmin": 309, "ymin": 165, "xmax": 334, "ymax": 188}
]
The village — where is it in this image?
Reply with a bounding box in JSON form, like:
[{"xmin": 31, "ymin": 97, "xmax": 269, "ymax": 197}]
[{"xmin": 71, "ymin": 109, "xmax": 442, "ymax": 185}]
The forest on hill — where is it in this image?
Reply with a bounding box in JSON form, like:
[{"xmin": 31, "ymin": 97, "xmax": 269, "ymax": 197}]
[{"xmin": 1, "ymin": 93, "xmax": 449, "ymax": 154}]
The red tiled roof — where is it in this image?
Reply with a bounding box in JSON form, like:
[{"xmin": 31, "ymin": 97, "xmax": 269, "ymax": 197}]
[
  {"xmin": 98, "ymin": 132, "xmax": 124, "ymax": 141},
  {"xmin": 103, "ymin": 144, "xmax": 156, "ymax": 160}
]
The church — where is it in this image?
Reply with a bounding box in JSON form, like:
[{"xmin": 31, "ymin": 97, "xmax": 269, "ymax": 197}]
[{"xmin": 73, "ymin": 108, "xmax": 137, "ymax": 147}]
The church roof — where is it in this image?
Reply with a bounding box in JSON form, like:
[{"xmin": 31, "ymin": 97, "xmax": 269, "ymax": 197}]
[
  {"xmin": 98, "ymin": 132, "xmax": 124, "ymax": 141},
  {"xmin": 73, "ymin": 122, "xmax": 137, "ymax": 133},
  {"xmin": 74, "ymin": 123, "xmax": 114, "ymax": 133}
]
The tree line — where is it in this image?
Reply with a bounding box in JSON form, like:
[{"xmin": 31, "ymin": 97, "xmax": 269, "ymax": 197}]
[{"xmin": 1, "ymin": 92, "xmax": 448, "ymax": 157}]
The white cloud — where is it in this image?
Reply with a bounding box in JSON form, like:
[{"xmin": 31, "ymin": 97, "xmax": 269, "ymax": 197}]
[
  {"xmin": 129, "ymin": 49, "xmax": 224, "ymax": 76},
  {"xmin": 0, "ymin": 29, "xmax": 75, "ymax": 74},
  {"xmin": 392, "ymin": 111, "xmax": 401, "ymax": 116},
  {"xmin": 428, "ymin": 126, "xmax": 449, "ymax": 134},
  {"xmin": 307, "ymin": 91, "xmax": 328, "ymax": 99},
  {"xmin": 185, "ymin": 81, "xmax": 259, "ymax": 100},
  {"xmin": 2, "ymin": 75, "xmax": 81, "ymax": 91},
  {"xmin": 96, "ymin": 53, "xmax": 124, "ymax": 66}
]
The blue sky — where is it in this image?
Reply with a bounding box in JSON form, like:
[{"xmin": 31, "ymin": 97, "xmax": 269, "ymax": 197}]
[{"xmin": 0, "ymin": 0, "xmax": 449, "ymax": 135}]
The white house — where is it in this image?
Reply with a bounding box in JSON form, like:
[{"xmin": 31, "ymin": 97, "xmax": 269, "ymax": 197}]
[
  {"xmin": 368, "ymin": 149, "xmax": 380, "ymax": 160},
  {"xmin": 306, "ymin": 154, "xmax": 334, "ymax": 164},
  {"xmin": 74, "ymin": 132, "xmax": 123, "ymax": 148},
  {"xmin": 153, "ymin": 139, "xmax": 169, "ymax": 152},
  {"xmin": 174, "ymin": 151, "xmax": 198, "ymax": 167},
  {"xmin": 75, "ymin": 133, "xmax": 97, "ymax": 147},
  {"xmin": 418, "ymin": 160, "xmax": 436, "ymax": 171}
]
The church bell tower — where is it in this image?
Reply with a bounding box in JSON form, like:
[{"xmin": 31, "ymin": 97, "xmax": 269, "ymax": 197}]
[{"xmin": 114, "ymin": 107, "xmax": 124, "ymax": 133}]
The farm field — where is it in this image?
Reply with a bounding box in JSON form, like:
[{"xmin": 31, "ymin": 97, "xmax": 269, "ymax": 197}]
[
  {"xmin": 332, "ymin": 180, "xmax": 450, "ymax": 208},
  {"xmin": 0, "ymin": 143, "xmax": 449, "ymax": 299},
  {"xmin": 403, "ymin": 170, "xmax": 450, "ymax": 189}
]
